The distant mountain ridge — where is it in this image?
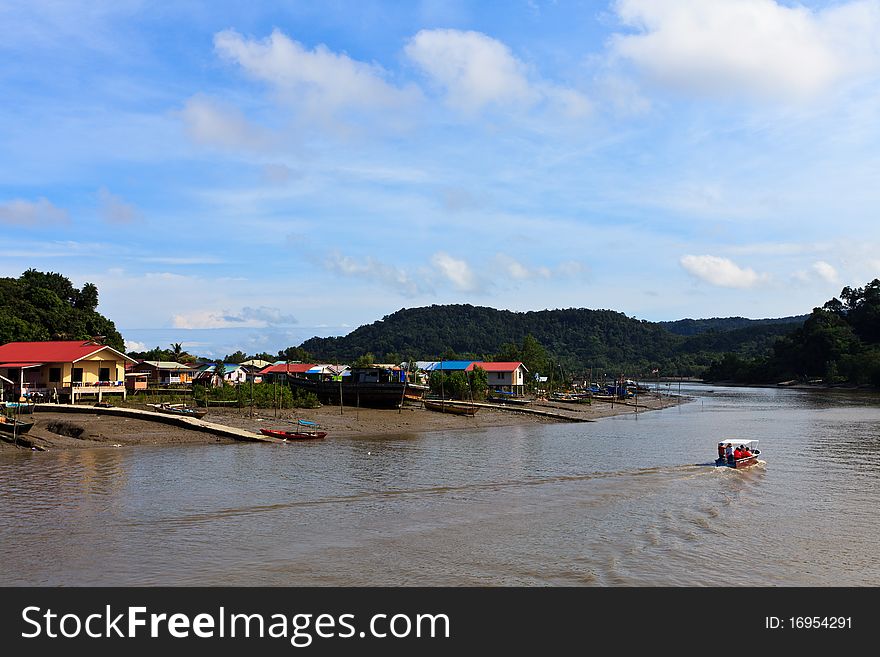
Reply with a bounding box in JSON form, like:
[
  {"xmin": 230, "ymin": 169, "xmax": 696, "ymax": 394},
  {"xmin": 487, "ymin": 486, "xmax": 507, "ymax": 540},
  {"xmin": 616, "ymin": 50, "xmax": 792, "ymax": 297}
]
[{"xmin": 297, "ymin": 304, "xmax": 806, "ymax": 376}]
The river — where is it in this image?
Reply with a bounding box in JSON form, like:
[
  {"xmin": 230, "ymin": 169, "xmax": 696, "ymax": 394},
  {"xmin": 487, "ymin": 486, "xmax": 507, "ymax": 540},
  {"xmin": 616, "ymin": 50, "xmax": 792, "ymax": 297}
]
[{"xmin": 2, "ymin": 384, "xmax": 879, "ymax": 586}]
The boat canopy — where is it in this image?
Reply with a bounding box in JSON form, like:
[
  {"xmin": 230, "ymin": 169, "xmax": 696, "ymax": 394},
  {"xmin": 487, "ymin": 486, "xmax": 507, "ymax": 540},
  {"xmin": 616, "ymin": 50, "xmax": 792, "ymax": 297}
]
[{"xmin": 718, "ymin": 439, "xmax": 759, "ymax": 449}]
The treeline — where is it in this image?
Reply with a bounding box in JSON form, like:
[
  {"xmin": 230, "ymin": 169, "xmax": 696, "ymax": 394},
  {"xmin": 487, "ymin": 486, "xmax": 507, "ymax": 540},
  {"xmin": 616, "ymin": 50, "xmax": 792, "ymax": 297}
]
[
  {"xmin": 705, "ymin": 280, "xmax": 880, "ymax": 385},
  {"xmin": 297, "ymin": 304, "xmax": 806, "ymax": 377},
  {"xmin": 0, "ymin": 269, "xmax": 124, "ymax": 351}
]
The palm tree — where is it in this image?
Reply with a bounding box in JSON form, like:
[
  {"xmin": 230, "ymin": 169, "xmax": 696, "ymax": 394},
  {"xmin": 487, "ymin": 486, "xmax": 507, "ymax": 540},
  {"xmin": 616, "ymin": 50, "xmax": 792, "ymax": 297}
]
[{"xmin": 171, "ymin": 343, "xmax": 183, "ymax": 362}]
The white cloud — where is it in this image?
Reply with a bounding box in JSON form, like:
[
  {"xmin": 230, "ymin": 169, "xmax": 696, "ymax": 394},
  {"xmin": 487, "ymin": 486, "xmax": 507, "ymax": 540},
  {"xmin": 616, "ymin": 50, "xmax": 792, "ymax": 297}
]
[
  {"xmin": 324, "ymin": 252, "xmax": 429, "ymax": 297},
  {"xmin": 405, "ymin": 29, "xmax": 537, "ymax": 113},
  {"xmin": 178, "ymin": 94, "xmax": 268, "ymax": 150},
  {"xmin": 680, "ymin": 254, "xmax": 767, "ymax": 288},
  {"xmin": 172, "ymin": 306, "xmax": 297, "ymax": 329},
  {"xmin": 405, "ymin": 29, "xmax": 590, "ymax": 116},
  {"xmin": 610, "ymin": 0, "xmax": 880, "ymax": 101},
  {"xmin": 124, "ymin": 339, "xmax": 147, "ymax": 353},
  {"xmin": 98, "ymin": 187, "xmax": 142, "ymax": 224},
  {"xmin": 492, "ymin": 254, "xmax": 585, "ymax": 281},
  {"xmin": 812, "ymin": 260, "xmax": 840, "ymax": 283},
  {"xmin": 431, "ymin": 251, "xmax": 478, "ymax": 291},
  {"xmin": 261, "ymin": 163, "xmax": 299, "ymax": 184},
  {"xmin": 0, "ymin": 197, "xmax": 69, "ymax": 226},
  {"xmin": 214, "ymin": 29, "xmax": 419, "ymax": 117}
]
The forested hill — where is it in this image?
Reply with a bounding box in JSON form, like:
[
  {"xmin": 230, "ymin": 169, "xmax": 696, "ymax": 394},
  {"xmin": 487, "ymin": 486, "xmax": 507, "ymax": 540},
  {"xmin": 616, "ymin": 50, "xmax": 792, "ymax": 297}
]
[
  {"xmin": 0, "ymin": 270, "xmax": 124, "ymax": 352},
  {"xmin": 298, "ymin": 304, "xmax": 806, "ymax": 376},
  {"xmin": 659, "ymin": 315, "xmax": 808, "ymax": 336}
]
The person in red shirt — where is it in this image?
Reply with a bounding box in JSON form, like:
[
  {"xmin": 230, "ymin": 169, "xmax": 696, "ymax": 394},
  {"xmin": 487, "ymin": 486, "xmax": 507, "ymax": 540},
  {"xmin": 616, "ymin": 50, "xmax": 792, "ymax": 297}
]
[
  {"xmin": 741, "ymin": 446, "xmax": 752, "ymax": 458},
  {"xmin": 733, "ymin": 447, "xmax": 743, "ymax": 460}
]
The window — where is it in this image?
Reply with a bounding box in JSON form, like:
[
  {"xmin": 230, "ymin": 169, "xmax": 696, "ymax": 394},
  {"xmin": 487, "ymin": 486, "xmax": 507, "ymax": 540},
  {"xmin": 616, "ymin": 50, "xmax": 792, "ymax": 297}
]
[
  {"xmin": 49, "ymin": 367, "xmax": 62, "ymax": 383},
  {"xmin": 71, "ymin": 368, "xmax": 83, "ymax": 383},
  {"xmin": 99, "ymin": 367, "xmax": 110, "ymax": 382}
]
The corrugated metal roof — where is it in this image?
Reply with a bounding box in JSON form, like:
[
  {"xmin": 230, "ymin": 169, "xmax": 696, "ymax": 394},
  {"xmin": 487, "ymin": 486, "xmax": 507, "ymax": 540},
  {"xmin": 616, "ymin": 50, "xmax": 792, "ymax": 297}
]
[
  {"xmin": 472, "ymin": 361, "xmax": 527, "ymax": 372},
  {"xmin": 0, "ymin": 341, "xmax": 136, "ymax": 364},
  {"xmin": 140, "ymin": 361, "xmax": 193, "ymax": 370},
  {"xmin": 258, "ymin": 363, "xmax": 315, "ymax": 374},
  {"xmin": 430, "ymin": 361, "xmax": 475, "ymax": 371}
]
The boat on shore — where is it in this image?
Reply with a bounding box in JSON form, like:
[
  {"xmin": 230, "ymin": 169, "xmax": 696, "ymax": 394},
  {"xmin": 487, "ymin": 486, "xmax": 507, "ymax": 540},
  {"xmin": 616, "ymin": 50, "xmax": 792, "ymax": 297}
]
[
  {"xmin": 715, "ymin": 439, "xmax": 761, "ymax": 469},
  {"xmin": 260, "ymin": 420, "xmax": 326, "ymax": 441},
  {"xmin": 423, "ymin": 399, "xmax": 479, "ymax": 416},
  {"xmin": 0, "ymin": 415, "xmax": 34, "ymax": 437},
  {"xmin": 287, "ymin": 367, "xmax": 428, "ymax": 409},
  {"xmin": 147, "ymin": 402, "xmax": 207, "ymax": 419},
  {"xmin": 487, "ymin": 393, "xmax": 532, "ymax": 406}
]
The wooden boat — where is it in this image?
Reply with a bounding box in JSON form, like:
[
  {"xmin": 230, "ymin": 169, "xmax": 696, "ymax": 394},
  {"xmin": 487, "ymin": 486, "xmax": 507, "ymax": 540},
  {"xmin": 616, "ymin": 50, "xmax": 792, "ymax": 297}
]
[
  {"xmin": 147, "ymin": 402, "xmax": 207, "ymax": 419},
  {"xmin": 715, "ymin": 439, "xmax": 761, "ymax": 469},
  {"xmin": 423, "ymin": 399, "xmax": 479, "ymax": 416},
  {"xmin": 487, "ymin": 392, "xmax": 532, "ymax": 405},
  {"xmin": 260, "ymin": 420, "xmax": 326, "ymax": 441},
  {"xmin": 550, "ymin": 393, "xmax": 590, "ymax": 403},
  {"xmin": 287, "ymin": 366, "xmax": 430, "ymax": 409},
  {"xmin": 0, "ymin": 415, "xmax": 34, "ymax": 436}
]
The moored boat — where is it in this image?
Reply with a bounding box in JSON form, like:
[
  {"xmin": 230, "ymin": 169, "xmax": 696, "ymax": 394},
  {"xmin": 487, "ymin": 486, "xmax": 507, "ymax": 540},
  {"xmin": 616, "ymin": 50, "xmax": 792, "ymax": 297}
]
[
  {"xmin": 287, "ymin": 367, "xmax": 425, "ymax": 409},
  {"xmin": 423, "ymin": 399, "xmax": 479, "ymax": 416},
  {"xmin": 260, "ymin": 420, "xmax": 326, "ymax": 440},
  {"xmin": 715, "ymin": 439, "xmax": 761, "ymax": 468},
  {"xmin": 0, "ymin": 415, "xmax": 34, "ymax": 437},
  {"xmin": 147, "ymin": 402, "xmax": 207, "ymax": 419}
]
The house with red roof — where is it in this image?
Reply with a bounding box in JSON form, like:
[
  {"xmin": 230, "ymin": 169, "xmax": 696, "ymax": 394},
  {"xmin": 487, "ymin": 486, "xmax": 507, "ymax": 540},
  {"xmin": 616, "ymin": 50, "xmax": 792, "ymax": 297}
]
[
  {"xmin": 0, "ymin": 339, "xmax": 137, "ymax": 403},
  {"xmin": 471, "ymin": 361, "xmax": 529, "ymax": 395}
]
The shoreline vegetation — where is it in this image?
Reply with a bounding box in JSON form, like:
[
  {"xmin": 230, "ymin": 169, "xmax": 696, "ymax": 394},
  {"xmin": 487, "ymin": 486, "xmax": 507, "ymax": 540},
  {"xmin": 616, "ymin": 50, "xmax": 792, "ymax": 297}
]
[{"xmin": 1, "ymin": 392, "xmax": 686, "ymax": 452}]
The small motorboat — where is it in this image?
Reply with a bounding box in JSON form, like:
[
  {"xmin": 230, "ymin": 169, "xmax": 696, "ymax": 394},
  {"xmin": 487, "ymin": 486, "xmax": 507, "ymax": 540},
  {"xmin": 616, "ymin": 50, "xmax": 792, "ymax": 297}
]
[
  {"xmin": 715, "ymin": 439, "xmax": 761, "ymax": 468},
  {"xmin": 260, "ymin": 419, "xmax": 326, "ymax": 441},
  {"xmin": 147, "ymin": 402, "xmax": 207, "ymax": 419}
]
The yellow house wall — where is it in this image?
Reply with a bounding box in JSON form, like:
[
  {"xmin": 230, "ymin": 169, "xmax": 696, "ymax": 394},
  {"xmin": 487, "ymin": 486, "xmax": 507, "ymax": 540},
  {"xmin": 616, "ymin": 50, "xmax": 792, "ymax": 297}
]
[{"xmin": 36, "ymin": 355, "xmax": 126, "ymax": 386}]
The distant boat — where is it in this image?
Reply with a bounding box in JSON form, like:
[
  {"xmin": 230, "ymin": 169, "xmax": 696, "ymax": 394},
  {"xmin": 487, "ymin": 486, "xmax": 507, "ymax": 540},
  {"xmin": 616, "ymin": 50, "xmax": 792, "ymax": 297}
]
[
  {"xmin": 260, "ymin": 420, "xmax": 326, "ymax": 441},
  {"xmin": 147, "ymin": 403, "xmax": 207, "ymax": 419},
  {"xmin": 550, "ymin": 392, "xmax": 590, "ymax": 403},
  {"xmin": 423, "ymin": 399, "xmax": 479, "ymax": 416},
  {"xmin": 487, "ymin": 391, "xmax": 532, "ymax": 405},
  {"xmin": 287, "ymin": 367, "xmax": 426, "ymax": 409}
]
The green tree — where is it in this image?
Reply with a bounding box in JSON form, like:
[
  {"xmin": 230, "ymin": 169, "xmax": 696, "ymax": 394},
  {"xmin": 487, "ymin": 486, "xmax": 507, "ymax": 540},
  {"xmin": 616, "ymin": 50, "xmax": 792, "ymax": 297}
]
[
  {"xmin": 352, "ymin": 352, "xmax": 375, "ymax": 368},
  {"xmin": 224, "ymin": 350, "xmax": 248, "ymax": 364}
]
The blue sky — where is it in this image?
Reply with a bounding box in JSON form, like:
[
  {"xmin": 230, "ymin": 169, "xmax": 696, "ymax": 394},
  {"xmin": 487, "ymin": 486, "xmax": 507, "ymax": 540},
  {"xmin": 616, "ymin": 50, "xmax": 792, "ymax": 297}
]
[{"xmin": 3, "ymin": 0, "xmax": 880, "ymax": 357}]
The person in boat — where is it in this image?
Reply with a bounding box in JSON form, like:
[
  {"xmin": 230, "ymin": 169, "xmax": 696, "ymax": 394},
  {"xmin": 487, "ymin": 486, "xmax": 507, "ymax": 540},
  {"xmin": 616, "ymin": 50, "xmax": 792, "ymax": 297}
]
[
  {"xmin": 718, "ymin": 442, "xmax": 725, "ymax": 460},
  {"xmin": 741, "ymin": 445, "xmax": 752, "ymax": 458},
  {"xmin": 725, "ymin": 443, "xmax": 734, "ymax": 464},
  {"xmin": 733, "ymin": 446, "xmax": 743, "ymax": 460}
]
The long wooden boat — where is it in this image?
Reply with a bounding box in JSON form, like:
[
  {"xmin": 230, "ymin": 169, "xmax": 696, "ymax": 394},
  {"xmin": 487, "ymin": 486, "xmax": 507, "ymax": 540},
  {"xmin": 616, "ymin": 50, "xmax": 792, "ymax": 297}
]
[
  {"xmin": 423, "ymin": 399, "xmax": 479, "ymax": 416},
  {"xmin": 147, "ymin": 403, "xmax": 207, "ymax": 419},
  {"xmin": 260, "ymin": 428, "xmax": 327, "ymax": 441},
  {"xmin": 288, "ymin": 378, "xmax": 414, "ymax": 409},
  {"xmin": 0, "ymin": 416, "xmax": 34, "ymax": 436},
  {"xmin": 487, "ymin": 393, "xmax": 532, "ymax": 406}
]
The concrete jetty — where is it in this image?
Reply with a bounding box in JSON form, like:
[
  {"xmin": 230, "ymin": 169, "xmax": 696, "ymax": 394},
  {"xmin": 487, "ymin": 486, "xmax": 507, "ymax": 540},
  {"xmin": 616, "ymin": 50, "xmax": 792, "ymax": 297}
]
[{"xmin": 33, "ymin": 403, "xmax": 286, "ymax": 444}]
